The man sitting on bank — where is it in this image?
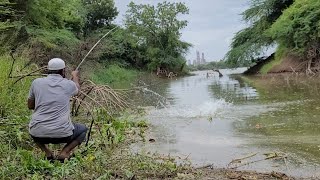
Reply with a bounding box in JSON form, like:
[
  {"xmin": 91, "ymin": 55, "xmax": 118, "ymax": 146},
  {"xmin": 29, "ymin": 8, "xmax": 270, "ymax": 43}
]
[{"xmin": 27, "ymin": 58, "xmax": 88, "ymax": 161}]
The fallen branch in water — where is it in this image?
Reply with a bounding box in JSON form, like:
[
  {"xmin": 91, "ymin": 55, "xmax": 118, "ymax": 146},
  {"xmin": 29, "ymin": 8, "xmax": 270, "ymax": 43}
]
[
  {"xmin": 227, "ymin": 152, "xmax": 287, "ymax": 169},
  {"xmin": 228, "ymin": 152, "xmax": 258, "ymax": 165}
]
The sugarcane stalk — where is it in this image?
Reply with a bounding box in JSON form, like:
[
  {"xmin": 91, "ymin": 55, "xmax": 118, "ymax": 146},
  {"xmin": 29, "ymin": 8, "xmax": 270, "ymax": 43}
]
[{"xmin": 76, "ymin": 27, "xmax": 118, "ymax": 71}]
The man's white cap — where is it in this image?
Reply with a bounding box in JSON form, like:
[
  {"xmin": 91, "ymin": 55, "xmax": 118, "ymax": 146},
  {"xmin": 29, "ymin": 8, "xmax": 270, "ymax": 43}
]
[{"xmin": 48, "ymin": 58, "xmax": 66, "ymax": 70}]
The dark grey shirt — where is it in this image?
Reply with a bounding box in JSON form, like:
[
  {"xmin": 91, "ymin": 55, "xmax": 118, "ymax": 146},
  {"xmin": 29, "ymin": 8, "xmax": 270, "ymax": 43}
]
[{"xmin": 28, "ymin": 74, "xmax": 78, "ymax": 138}]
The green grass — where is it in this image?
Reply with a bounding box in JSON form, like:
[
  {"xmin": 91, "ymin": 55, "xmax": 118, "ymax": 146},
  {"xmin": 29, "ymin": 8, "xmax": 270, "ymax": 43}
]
[
  {"xmin": 90, "ymin": 64, "xmax": 139, "ymax": 88},
  {"xmin": 27, "ymin": 27, "xmax": 80, "ymax": 49},
  {"xmin": 0, "ymin": 55, "xmax": 35, "ymax": 118}
]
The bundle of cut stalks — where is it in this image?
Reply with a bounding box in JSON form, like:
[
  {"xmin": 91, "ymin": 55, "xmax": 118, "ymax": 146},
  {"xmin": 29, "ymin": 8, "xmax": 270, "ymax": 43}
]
[{"xmin": 71, "ymin": 80, "xmax": 130, "ymax": 116}]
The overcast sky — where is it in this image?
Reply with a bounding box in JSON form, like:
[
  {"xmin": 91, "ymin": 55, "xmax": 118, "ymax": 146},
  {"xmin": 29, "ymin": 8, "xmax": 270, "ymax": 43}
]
[{"xmin": 114, "ymin": 0, "xmax": 249, "ymax": 62}]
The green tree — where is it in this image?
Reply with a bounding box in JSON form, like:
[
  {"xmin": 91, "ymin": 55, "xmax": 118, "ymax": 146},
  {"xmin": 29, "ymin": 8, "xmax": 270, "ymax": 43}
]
[
  {"xmin": 25, "ymin": 0, "xmax": 85, "ymax": 31},
  {"xmin": 225, "ymin": 0, "xmax": 293, "ymax": 66},
  {"xmin": 0, "ymin": 0, "xmax": 27, "ymax": 31},
  {"xmin": 0, "ymin": 0, "xmax": 29, "ymax": 52},
  {"xmin": 0, "ymin": 0, "xmax": 85, "ymax": 47},
  {"xmin": 93, "ymin": 27, "xmax": 148, "ymax": 69},
  {"xmin": 125, "ymin": 1, "xmax": 191, "ymax": 72},
  {"xmin": 0, "ymin": 0, "xmax": 14, "ymax": 30},
  {"xmin": 82, "ymin": 0, "xmax": 118, "ymax": 37},
  {"xmin": 267, "ymin": 0, "xmax": 320, "ymax": 55}
]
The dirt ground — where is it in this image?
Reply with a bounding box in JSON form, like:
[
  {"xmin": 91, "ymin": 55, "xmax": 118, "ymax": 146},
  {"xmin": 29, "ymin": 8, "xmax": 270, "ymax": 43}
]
[
  {"xmin": 244, "ymin": 53, "xmax": 306, "ymax": 75},
  {"xmin": 194, "ymin": 167, "xmax": 294, "ymax": 180}
]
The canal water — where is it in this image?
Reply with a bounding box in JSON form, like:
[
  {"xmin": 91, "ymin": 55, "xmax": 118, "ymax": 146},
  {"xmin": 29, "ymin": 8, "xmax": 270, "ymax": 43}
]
[{"xmin": 132, "ymin": 69, "xmax": 320, "ymax": 178}]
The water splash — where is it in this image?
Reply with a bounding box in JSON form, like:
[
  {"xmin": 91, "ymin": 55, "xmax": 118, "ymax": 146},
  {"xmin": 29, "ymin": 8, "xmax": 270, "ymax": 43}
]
[{"xmin": 140, "ymin": 87, "xmax": 170, "ymax": 108}]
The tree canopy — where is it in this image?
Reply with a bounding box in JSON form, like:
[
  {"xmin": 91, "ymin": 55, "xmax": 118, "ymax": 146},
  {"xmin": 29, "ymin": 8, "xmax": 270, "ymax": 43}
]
[
  {"xmin": 125, "ymin": 1, "xmax": 191, "ymax": 71},
  {"xmin": 225, "ymin": 0, "xmax": 294, "ymax": 66},
  {"xmin": 83, "ymin": 0, "xmax": 118, "ymax": 36},
  {"xmin": 267, "ymin": 0, "xmax": 320, "ymax": 54},
  {"xmin": 226, "ymin": 0, "xmax": 320, "ymax": 72}
]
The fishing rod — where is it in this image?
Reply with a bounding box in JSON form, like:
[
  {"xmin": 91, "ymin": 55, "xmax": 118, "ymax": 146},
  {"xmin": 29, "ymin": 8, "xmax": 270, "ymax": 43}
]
[
  {"xmin": 73, "ymin": 26, "xmax": 119, "ymax": 148},
  {"xmin": 76, "ymin": 26, "xmax": 119, "ymax": 71}
]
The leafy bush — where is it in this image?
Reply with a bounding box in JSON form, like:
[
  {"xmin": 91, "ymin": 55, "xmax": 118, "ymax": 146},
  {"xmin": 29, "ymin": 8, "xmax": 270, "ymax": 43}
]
[
  {"xmin": 1, "ymin": 0, "xmax": 191, "ymax": 74},
  {"xmin": 267, "ymin": 0, "xmax": 320, "ymax": 55}
]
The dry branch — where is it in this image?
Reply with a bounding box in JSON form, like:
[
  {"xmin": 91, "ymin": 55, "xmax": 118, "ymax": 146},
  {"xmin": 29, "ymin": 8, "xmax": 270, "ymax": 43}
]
[
  {"xmin": 8, "ymin": 51, "xmax": 16, "ymax": 78},
  {"xmin": 12, "ymin": 66, "xmax": 47, "ymax": 84},
  {"xmin": 227, "ymin": 152, "xmax": 287, "ymax": 169}
]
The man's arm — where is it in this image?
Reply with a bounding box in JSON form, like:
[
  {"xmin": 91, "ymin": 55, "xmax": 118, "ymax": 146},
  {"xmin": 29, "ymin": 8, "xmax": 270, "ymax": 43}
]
[
  {"xmin": 71, "ymin": 70, "xmax": 80, "ymax": 94},
  {"xmin": 27, "ymin": 81, "xmax": 35, "ymax": 110},
  {"xmin": 28, "ymin": 98, "xmax": 35, "ymax": 110}
]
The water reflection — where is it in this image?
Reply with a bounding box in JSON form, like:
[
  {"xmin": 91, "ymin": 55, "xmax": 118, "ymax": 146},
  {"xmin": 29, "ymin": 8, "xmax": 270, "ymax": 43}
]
[
  {"xmin": 234, "ymin": 75, "xmax": 320, "ymax": 166},
  {"xmin": 209, "ymin": 75, "xmax": 259, "ymax": 103}
]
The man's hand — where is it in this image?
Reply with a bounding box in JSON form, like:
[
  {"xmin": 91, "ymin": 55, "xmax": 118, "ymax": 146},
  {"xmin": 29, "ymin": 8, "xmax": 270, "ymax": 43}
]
[
  {"xmin": 71, "ymin": 70, "xmax": 79, "ymax": 79},
  {"xmin": 71, "ymin": 70, "xmax": 80, "ymax": 93}
]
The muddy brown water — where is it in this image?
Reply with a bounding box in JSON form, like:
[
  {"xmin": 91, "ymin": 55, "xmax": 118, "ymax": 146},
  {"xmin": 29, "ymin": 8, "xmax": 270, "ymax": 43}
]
[{"xmin": 131, "ymin": 69, "xmax": 320, "ymax": 178}]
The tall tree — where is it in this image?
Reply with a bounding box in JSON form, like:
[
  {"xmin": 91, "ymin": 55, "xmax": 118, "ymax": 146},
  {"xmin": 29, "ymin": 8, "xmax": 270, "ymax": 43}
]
[
  {"xmin": 125, "ymin": 1, "xmax": 191, "ymax": 72},
  {"xmin": 0, "ymin": 0, "xmax": 27, "ymax": 30},
  {"xmin": 82, "ymin": 0, "xmax": 118, "ymax": 37}
]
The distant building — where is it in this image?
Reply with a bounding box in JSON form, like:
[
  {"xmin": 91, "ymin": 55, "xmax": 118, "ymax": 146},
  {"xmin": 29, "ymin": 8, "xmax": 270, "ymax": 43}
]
[
  {"xmin": 193, "ymin": 50, "xmax": 207, "ymax": 65},
  {"xmin": 201, "ymin": 53, "xmax": 206, "ymax": 64},
  {"xmin": 196, "ymin": 51, "xmax": 201, "ymax": 65}
]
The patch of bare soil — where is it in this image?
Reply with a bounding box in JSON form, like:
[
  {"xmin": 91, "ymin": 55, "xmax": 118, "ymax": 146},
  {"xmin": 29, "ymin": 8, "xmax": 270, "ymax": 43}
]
[
  {"xmin": 244, "ymin": 54, "xmax": 307, "ymax": 75},
  {"xmin": 268, "ymin": 54, "xmax": 304, "ymax": 73},
  {"xmin": 194, "ymin": 167, "xmax": 293, "ymax": 180}
]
